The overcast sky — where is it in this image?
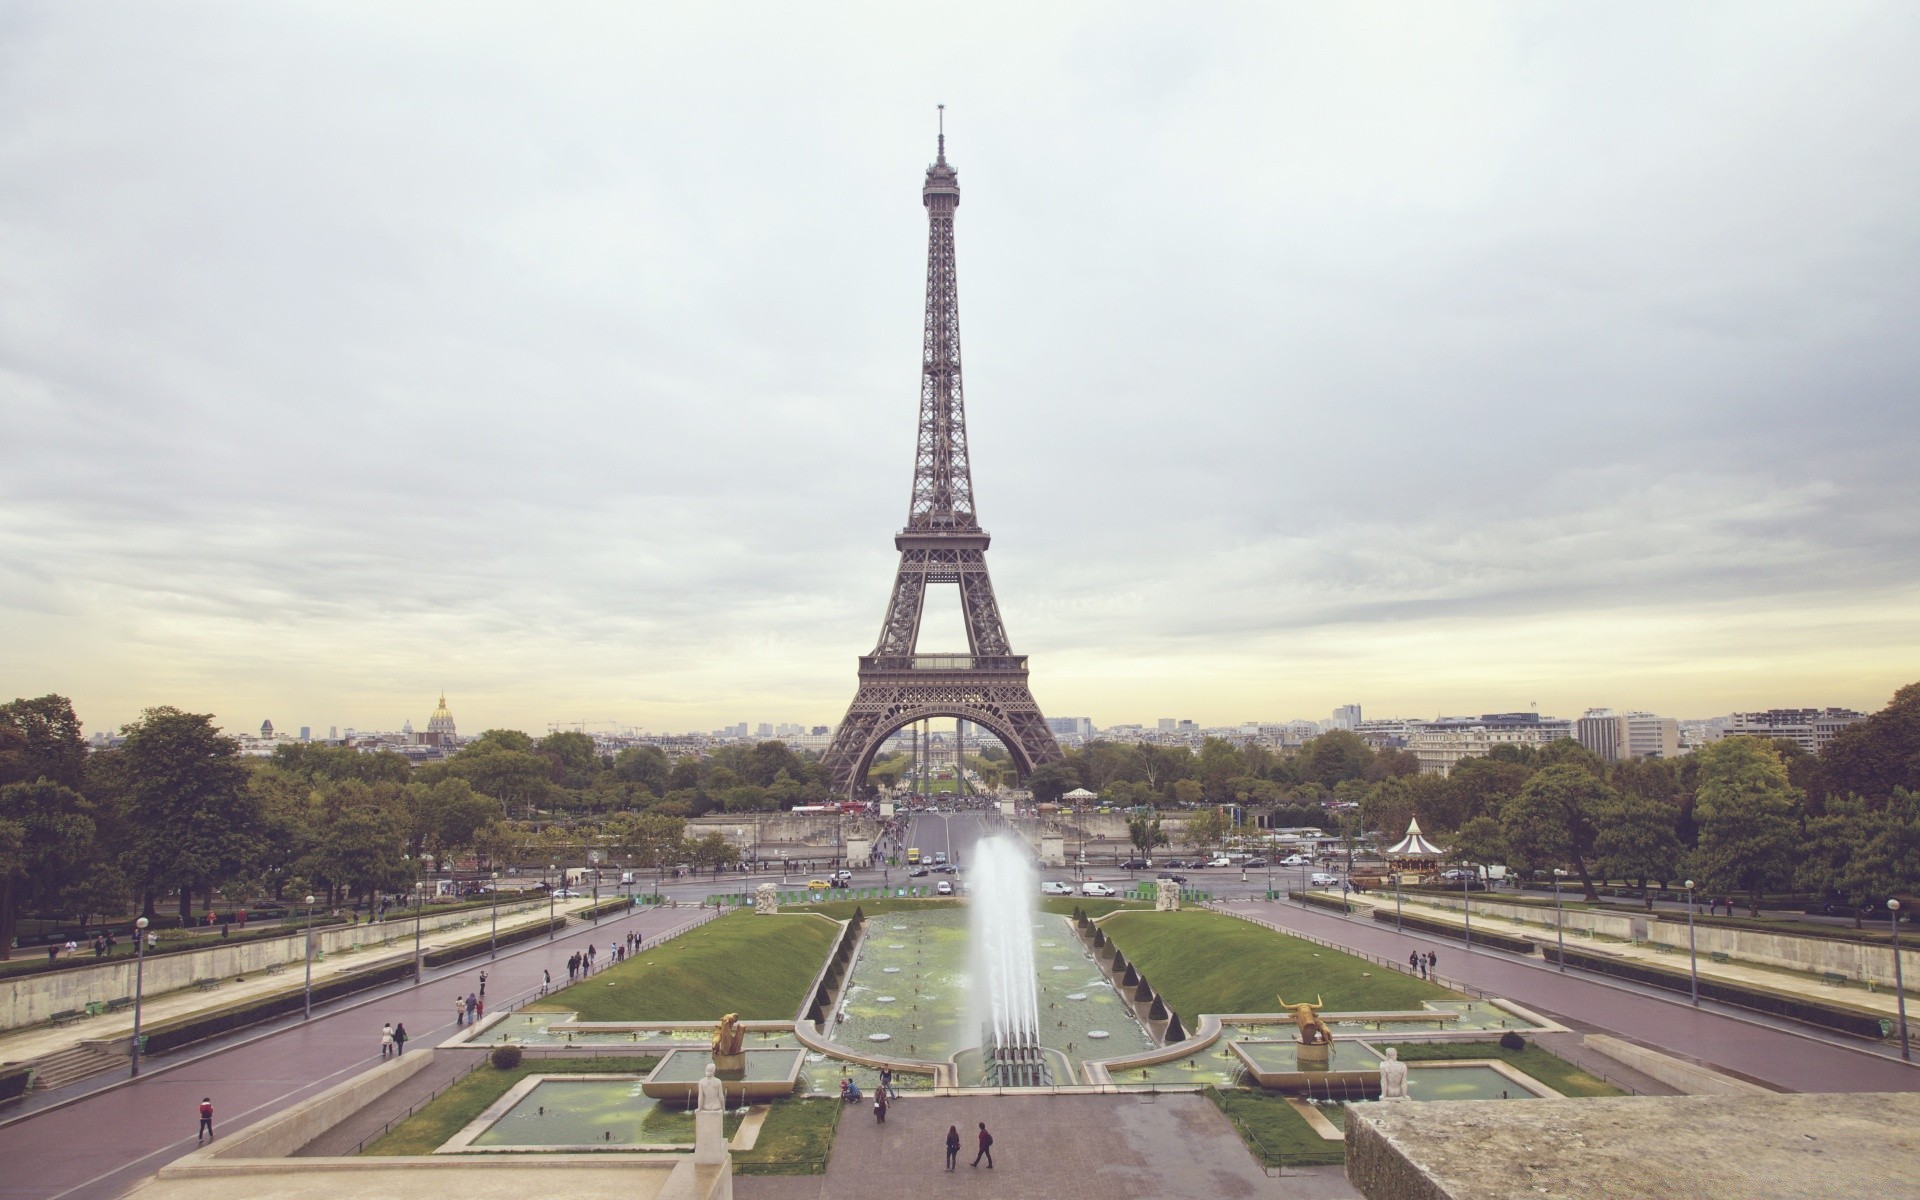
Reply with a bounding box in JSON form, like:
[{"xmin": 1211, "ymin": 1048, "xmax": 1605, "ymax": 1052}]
[{"xmin": 3, "ymin": 2, "xmax": 1917, "ymax": 740}]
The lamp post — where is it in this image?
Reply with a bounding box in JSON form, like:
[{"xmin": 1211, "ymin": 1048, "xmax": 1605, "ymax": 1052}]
[
  {"xmin": 1395, "ymin": 869, "xmax": 1403, "ymax": 932},
  {"xmin": 548, "ymin": 862, "xmax": 558, "ymax": 939},
  {"xmin": 1890, "ymin": 898, "xmax": 1910, "ymax": 1062},
  {"xmin": 1684, "ymin": 880, "xmax": 1699, "ymax": 1006},
  {"xmin": 591, "ymin": 857, "xmax": 601, "ymax": 925},
  {"xmin": 412, "ymin": 871, "xmax": 424, "ymax": 985},
  {"xmin": 1299, "ymin": 860, "xmax": 1307, "ymax": 908},
  {"xmin": 1552, "ymin": 869, "xmax": 1567, "ymax": 972},
  {"xmin": 130, "ymin": 916, "xmax": 149, "ymax": 1077},
  {"xmin": 1462, "ymin": 864, "xmax": 1472, "ymax": 953},
  {"xmin": 1265, "ymin": 853, "xmax": 1273, "ymax": 900},
  {"xmin": 489, "ymin": 872, "xmax": 500, "ymax": 959},
  {"xmin": 302, "ymin": 894, "xmax": 317, "ymax": 1019}
]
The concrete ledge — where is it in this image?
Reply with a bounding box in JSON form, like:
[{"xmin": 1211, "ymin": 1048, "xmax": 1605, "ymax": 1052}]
[
  {"xmin": 1582, "ymin": 1034, "xmax": 1775, "ymax": 1096},
  {"xmin": 194, "ymin": 1050, "xmax": 439, "ymax": 1162}
]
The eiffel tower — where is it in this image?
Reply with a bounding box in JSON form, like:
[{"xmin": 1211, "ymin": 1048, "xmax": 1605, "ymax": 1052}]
[{"xmin": 822, "ymin": 119, "xmax": 1064, "ymax": 797}]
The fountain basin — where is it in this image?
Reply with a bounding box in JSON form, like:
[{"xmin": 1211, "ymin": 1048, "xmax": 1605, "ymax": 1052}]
[{"xmin": 639, "ymin": 1048, "xmax": 803, "ymax": 1106}]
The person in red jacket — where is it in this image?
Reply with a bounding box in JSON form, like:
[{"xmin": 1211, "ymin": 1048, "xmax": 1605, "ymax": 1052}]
[
  {"xmin": 971, "ymin": 1122, "xmax": 993, "ymax": 1168},
  {"xmin": 197, "ymin": 1097, "xmax": 214, "ymax": 1143}
]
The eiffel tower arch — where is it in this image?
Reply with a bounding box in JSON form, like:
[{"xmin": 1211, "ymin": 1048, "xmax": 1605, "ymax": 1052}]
[{"xmin": 822, "ymin": 118, "xmax": 1064, "ymax": 798}]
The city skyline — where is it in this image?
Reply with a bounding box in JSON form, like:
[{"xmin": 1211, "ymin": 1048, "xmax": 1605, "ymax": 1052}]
[{"xmin": 4, "ymin": 5, "xmax": 1918, "ymax": 740}]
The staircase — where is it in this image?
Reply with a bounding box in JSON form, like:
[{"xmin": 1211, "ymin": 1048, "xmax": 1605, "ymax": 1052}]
[{"xmin": 24, "ymin": 1042, "xmax": 124, "ymax": 1092}]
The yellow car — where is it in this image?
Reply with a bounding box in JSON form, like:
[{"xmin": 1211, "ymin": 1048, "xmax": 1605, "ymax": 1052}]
[{"xmin": 806, "ymin": 879, "xmax": 831, "ymax": 890}]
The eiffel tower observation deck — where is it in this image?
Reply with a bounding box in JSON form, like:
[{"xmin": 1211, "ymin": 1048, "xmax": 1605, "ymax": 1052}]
[{"xmin": 822, "ymin": 115, "xmax": 1064, "ymax": 798}]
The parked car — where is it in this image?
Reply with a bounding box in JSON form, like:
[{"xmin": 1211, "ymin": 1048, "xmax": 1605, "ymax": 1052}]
[
  {"xmin": 1243, "ymin": 858, "xmax": 1268, "ymax": 868},
  {"xmin": 1310, "ymin": 872, "xmax": 1340, "ymax": 887},
  {"xmin": 1041, "ymin": 881, "xmax": 1075, "ymax": 896},
  {"xmin": 1205, "ymin": 857, "xmax": 1232, "ymax": 868},
  {"xmin": 1161, "ymin": 859, "xmax": 1187, "ymax": 869},
  {"xmin": 935, "ymin": 881, "xmax": 954, "ymax": 896},
  {"xmin": 1081, "ymin": 882, "xmax": 1117, "ymax": 897},
  {"xmin": 908, "ymin": 867, "xmax": 930, "ymax": 878}
]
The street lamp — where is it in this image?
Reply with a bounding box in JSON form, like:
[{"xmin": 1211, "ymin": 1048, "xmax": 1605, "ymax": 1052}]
[
  {"xmin": 489, "ymin": 872, "xmax": 500, "ymax": 959},
  {"xmin": 1462, "ymin": 864, "xmax": 1473, "ymax": 953},
  {"xmin": 1890, "ymin": 898, "xmax": 1910, "ymax": 1062},
  {"xmin": 302, "ymin": 894, "xmax": 317, "ymax": 1019},
  {"xmin": 412, "ymin": 871, "xmax": 424, "ymax": 985},
  {"xmin": 1552, "ymin": 869, "xmax": 1567, "ymax": 972},
  {"xmin": 1298, "ymin": 860, "xmax": 1307, "ymax": 908},
  {"xmin": 1684, "ymin": 880, "xmax": 1699, "ymax": 1006},
  {"xmin": 591, "ymin": 858, "xmax": 601, "ymax": 926},
  {"xmin": 1395, "ymin": 869, "xmax": 1403, "ymax": 932},
  {"xmin": 548, "ymin": 862, "xmax": 558, "ymax": 939},
  {"xmin": 129, "ymin": 917, "xmax": 149, "ymax": 1075}
]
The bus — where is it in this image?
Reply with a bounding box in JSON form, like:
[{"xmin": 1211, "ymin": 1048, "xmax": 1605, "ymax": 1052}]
[{"xmin": 906, "ymin": 847, "xmax": 922, "ymax": 865}]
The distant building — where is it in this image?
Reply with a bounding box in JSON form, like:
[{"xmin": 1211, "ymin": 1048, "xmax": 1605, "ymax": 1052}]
[
  {"xmin": 260, "ymin": 718, "xmax": 274, "ymax": 737},
  {"xmin": 1157, "ymin": 718, "xmax": 1177, "ymax": 732},
  {"xmin": 298, "ymin": 726, "xmax": 311, "ymax": 742},
  {"xmin": 422, "ymin": 692, "xmax": 458, "ymax": 748},
  {"xmin": 1576, "ymin": 710, "xmax": 1680, "ymax": 762},
  {"xmin": 1330, "ymin": 704, "xmax": 1362, "ymax": 730},
  {"xmin": 757, "ymin": 723, "xmax": 773, "ymax": 738},
  {"xmin": 1047, "ymin": 716, "xmax": 1095, "ymax": 738},
  {"xmin": 1725, "ymin": 708, "xmax": 1866, "ymax": 755},
  {"xmin": 1408, "ymin": 713, "xmax": 1571, "ymax": 776}
]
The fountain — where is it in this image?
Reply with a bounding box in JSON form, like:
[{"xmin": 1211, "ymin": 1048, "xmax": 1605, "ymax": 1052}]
[{"xmin": 970, "ymin": 833, "xmax": 1048, "ymax": 1087}]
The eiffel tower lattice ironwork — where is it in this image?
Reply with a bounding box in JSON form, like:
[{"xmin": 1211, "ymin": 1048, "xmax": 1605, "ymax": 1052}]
[{"xmin": 822, "ymin": 123, "xmax": 1064, "ymax": 797}]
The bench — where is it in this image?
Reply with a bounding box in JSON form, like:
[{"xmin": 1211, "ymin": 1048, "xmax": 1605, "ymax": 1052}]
[
  {"xmin": 195, "ymin": 979, "xmax": 223, "ymax": 992},
  {"xmin": 1821, "ymin": 971, "xmax": 1849, "ymax": 987},
  {"xmin": 1709, "ymin": 952, "xmax": 1731, "ymax": 964},
  {"xmin": 1649, "ymin": 941, "xmax": 1677, "ymax": 953},
  {"xmin": 264, "ymin": 963, "xmax": 286, "ymax": 975},
  {"xmin": 50, "ymin": 1009, "xmax": 85, "ymax": 1026},
  {"xmin": 104, "ymin": 997, "xmax": 133, "ymax": 1013}
]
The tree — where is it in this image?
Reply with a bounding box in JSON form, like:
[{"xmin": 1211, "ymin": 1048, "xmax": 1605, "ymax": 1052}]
[
  {"xmin": 1815, "ymin": 682, "xmax": 1920, "ymax": 805},
  {"xmin": 269, "ymin": 742, "xmax": 410, "ymax": 785},
  {"xmin": 1361, "ymin": 773, "xmax": 1447, "ymax": 843},
  {"xmin": 535, "ymin": 731, "xmax": 599, "ymax": 789},
  {"xmin": 1448, "ymin": 815, "xmax": 1507, "ymax": 871},
  {"xmin": 1027, "ymin": 761, "xmax": 1079, "ymax": 806},
  {"xmin": 448, "ymin": 742, "xmax": 552, "ymax": 819},
  {"xmin": 685, "ymin": 831, "xmax": 741, "ymax": 875},
  {"xmin": 1593, "ymin": 791, "xmax": 1683, "ymax": 908},
  {"xmin": 1171, "ymin": 778, "xmax": 1204, "ymax": 807},
  {"xmin": 612, "ymin": 746, "xmax": 671, "ymax": 796},
  {"xmin": 1689, "ymin": 737, "xmax": 1801, "ymax": 916},
  {"xmin": 1302, "ymin": 731, "xmax": 1372, "ymax": 788},
  {"xmin": 1184, "ymin": 808, "xmax": 1227, "ymax": 855},
  {"xmin": 1126, "ymin": 813, "xmax": 1169, "ymax": 861},
  {"xmin": 0, "ymin": 779, "xmax": 98, "ymax": 958},
  {"xmin": 1436, "ymin": 756, "xmax": 1532, "ymax": 834},
  {"xmin": 0, "ymin": 695, "xmax": 88, "ymax": 789},
  {"xmin": 114, "ymin": 708, "xmax": 263, "ymax": 921},
  {"xmin": 1501, "ymin": 763, "xmax": 1612, "ymax": 900},
  {"xmin": 405, "ymin": 777, "xmax": 503, "ymax": 861},
  {"xmin": 1195, "ymin": 739, "xmax": 1245, "ymax": 802}
]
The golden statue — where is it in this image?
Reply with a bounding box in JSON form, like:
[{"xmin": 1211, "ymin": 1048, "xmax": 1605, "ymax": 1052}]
[
  {"xmin": 711, "ymin": 1012, "xmax": 746, "ymax": 1058},
  {"xmin": 1277, "ymin": 995, "xmax": 1333, "ymax": 1046}
]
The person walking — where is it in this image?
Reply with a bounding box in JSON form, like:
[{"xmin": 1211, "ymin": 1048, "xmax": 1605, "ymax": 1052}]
[
  {"xmin": 465, "ymin": 993, "xmax": 477, "ymax": 1023},
  {"xmin": 541, "ymin": 968, "xmax": 551, "ymax": 996},
  {"xmin": 945, "ymin": 1125, "xmax": 961, "ymax": 1171},
  {"xmin": 455, "ymin": 995, "xmax": 467, "ymax": 1027},
  {"xmin": 971, "ymin": 1122, "xmax": 993, "ymax": 1169},
  {"xmin": 393, "ymin": 1022, "xmax": 409, "ymax": 1055},
  {"xmin": 379, "ymin": 1023, "xmax": 394, "ymax": 1060},
  {"xmin": 873, "ymin": 1090, "xmax": 887, "ymax": 1123},
  {"xmin": 879, "ymin": 1066, "xmax": 894, "ymax": 1100},
  {"xmin": 197, "ymin": 1097, "xmax": 214, "ymax": 1143}
]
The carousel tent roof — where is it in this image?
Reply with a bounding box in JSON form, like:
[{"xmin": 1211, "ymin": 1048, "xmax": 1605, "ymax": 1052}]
[
  {"xmin": 1061, "ymin": 788, "xmax": 1100, "ymax": 801},
  {"xmin": 1386, "ymin": 816, "xmax": 1445, "ymax": 858}
]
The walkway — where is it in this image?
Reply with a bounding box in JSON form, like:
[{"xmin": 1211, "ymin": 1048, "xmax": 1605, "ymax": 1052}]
[
  {"xmin": 0, "ymin": 904, "xmax": 714, "ymax": 1200},
  {"xmin": 735, "ymin": 1093, "xmax": 1357, "ymax": 1200},
  {"xmin": 1224, "ymin": 899, "xmax": 1920, "ymax": 1094}
]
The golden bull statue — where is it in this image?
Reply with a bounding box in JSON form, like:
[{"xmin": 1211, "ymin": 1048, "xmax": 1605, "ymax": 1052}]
[{"xmin": 1278, "ymin": 995, "xmax": 1333, "ymax": 1046}]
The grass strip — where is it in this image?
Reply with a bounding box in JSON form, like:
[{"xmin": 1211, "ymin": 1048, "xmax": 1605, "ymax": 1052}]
[
  {"xmin": 543, "ymin": 910, "xmax": 838, "ymax": 1021},
  {"xmin": 783, "ymin": 897, "xmax": 960, "ymax": 920},
  {"xmin": 363, "ymin": 1055, "xmax": 660, "ymax": 1155},
  {"xmin": 734, "ymin": 1097, "xmax": 841, "ymax": 1175},
  {"xmin": 1103, "ymin": 909, "xmax": 1458, "ymax": 1020},
  {"xmin": 1042, "ymin": 897, "xmax": 1149, "ymax": 918},
  {"xmin": 1380, "ymin": 1039, "xmax": 1624, "ymax": 1097},
  {"xmin": 1206, "ymin": 1088, "xmax": 1345, "ymax": 1167}
]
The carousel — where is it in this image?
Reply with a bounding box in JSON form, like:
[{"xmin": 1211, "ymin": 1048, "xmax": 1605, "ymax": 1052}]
[{"xmin": 1384, "ymin": 816, "xmax": 1445, "ymax": 885}]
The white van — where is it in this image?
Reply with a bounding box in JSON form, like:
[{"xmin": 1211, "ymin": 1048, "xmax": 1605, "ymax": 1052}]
[
  {"xmin": 1080, "ymin": 881, "xmax": 1117, "ymax": 897},
  {"xmin": 1310, "ymin": 872, "xmax": 1340, "ymax": 888}
]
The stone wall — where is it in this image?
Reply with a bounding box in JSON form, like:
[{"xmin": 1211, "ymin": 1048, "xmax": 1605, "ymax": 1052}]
[
  {"xmin": 1414, "ymin": 893, "xmax": 1918, "ymax": 986},
  {"xmin": 0, "ymin": 903, "xmax": 540, "ymax": 1030}
]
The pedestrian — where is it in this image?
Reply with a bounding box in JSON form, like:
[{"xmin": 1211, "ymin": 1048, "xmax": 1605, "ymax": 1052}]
[
  {"xmin": 879, "ymin": 1066, "xmax": 894, "ymax": 1100},
  {"xmin": 873, "ymin": 1091, "xmax": 887, "ymax": 1122},
  {"xmin": 945, "ymin": 1125, "xmax": 961, "ymax": 1171},
  {"xmin": 1408, "ymin": 951, "xmax": 1419, "ymax": 976},
  {"xmin": 380, "ymin": 1022, "xmax": 394, "ymax": 1060},
  {"xmin": 541, "ymin": 968, "xmax": 551, "ymax": 996},
  {"xmin": 478, "ymin": 970, "xmax": 488, "ymax": 998},
  {"xmin": 197, "ymin": 1096, "xmax": 214, "ymax": 1143},
  {"xmin": 456, "ymin": 995, "xmax": 467, "ymax": 1026},
  {"xmin": 972, "ymin": 1122, "xmax": 994, "ymax": 1168},
  {"xmin": 1428, "ymin": 950, "xmax": 1439, "ymax": 975},
  {"xmin": 393, "ymin": 1022, "xmax": 408, "ymax": 1054},
  {"xmin": 475, "ymin": 995, "xmax": 484, "ymax": 1019},
  {"xmin": 466, "ymin": 993, "xmax": 477, "ymax": 1022}
]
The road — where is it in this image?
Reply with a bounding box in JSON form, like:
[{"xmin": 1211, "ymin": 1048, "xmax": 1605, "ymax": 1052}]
[{"xmin": 0, "ymin": 904, "xmax": 711, "ymax": 1200}]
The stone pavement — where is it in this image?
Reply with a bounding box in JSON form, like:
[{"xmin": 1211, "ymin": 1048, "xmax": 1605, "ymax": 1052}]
[{"xmin": 733, "ymin": 1093, "xmax": 1359, "ymax": 1200}]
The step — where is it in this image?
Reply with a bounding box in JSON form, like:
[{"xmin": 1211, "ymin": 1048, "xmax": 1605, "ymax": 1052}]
[{"xmin": 26, "ymin": 1043, "xmax": 123, "ymax": 1092}]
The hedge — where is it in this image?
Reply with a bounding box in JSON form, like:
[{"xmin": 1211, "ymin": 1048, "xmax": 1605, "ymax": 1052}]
[
  {"xmin": 0, "ymin": 1064, "xmax": 32, "ymax": 1106},
  {"xmin": 423, "ymin": 916, "xmax": 568, "ymax": 967},
  {"xmin": 140, "ymin": 958, "xmax": 417, "ymax": 1055},
  {"xmin": 1286, "ymin": 890, "xmax": 1357, "ymax": 916},
  {"xmin": 1551, "ymin": 945, "xmax": 1890, "ymax": 1039},
  {"xmin": 0, "ymin": 916, "xmax": 352, "ymax": 981},
  {"xmin": 1371, "ymin": 908, "xmax": 1538, "ymax": 955},
  {"xmin": 576, "ymin": 897, "xmax": 635, "ymax": 921}
]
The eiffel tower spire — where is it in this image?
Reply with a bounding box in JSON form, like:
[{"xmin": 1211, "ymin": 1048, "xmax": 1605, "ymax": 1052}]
[{"xmin": 823, "ymin": 119, "xmax": 1064, "ymax": 798}]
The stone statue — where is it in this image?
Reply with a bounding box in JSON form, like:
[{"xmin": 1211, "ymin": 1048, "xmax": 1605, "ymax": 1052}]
[
  {"xmin": 697, "ymin": 1063, "xmax": 727, "ymax": 1111},
  {"xmin": 1277, "ymin": 995, "xmax": 1334, "ymax": 1046},
  {"xmin": 1378, "ymin": 1047, "xmax": 1409, "ymax": 1100},
  {"xmin": 1155, "ymin": 878, "xmax": 1181, "ymax": 912},
  {"xmin": 712, "ymin": 1012, "xmax": 746, "ymax": 1058},
  {"xmin": 754, "ymin": 882, "xmax": 779, "ymax": 915}
]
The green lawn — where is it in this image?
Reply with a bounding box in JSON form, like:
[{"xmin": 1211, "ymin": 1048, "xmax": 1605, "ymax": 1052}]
[
  {"xmin": 734, "ymin": 1097, "xmax": 841, "ymax": 1175},
  {"xmin": 1207, "ymin": 1088, "xmax": 1345, "ymax": 1167},
  {"xmin": 1102, "ymin": 909, "xmax": 1457, "ymax": 1019},
  {"xmin": 784, "ymin": 897, "xmax": 960, "ymax": 920},
  {"xmin": 1381, "ymin": 1040, "xmax": 1625, "ymax": 1097},
  {"xmin": 364, "ymin": 1056, "xmax": 658, "ymax": 1155},
  {"xmin": 538, "ymin": 911, "xmax": 839, "ymax": 1021},
  {"xmin": 1041, "ymin": 897, "xmax": 1149, "ymax": 918}
]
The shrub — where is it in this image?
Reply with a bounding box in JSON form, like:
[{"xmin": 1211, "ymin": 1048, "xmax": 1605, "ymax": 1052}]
[
  {"xmin": 422, "ymin": 916, "xmax": 567, "ymax": 967},
  {"xmin": 1371, "ymin": 909, "xmax": 1538, "ymax": 955},
  {"xmin": 140, "ymin": 958, "xmax": 416, "ymax": 1054},
  {"xmin": 490, "ymin": 1045, "xmax": 523, "ymax": 1069},
  {"xmin": 1499, "ymin": 1030, "xmax": 1526, "ymax": 1052},
  {"xmin": 1552, "ymin": 945, "xmax": 1888, "ymax": 1038}
]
